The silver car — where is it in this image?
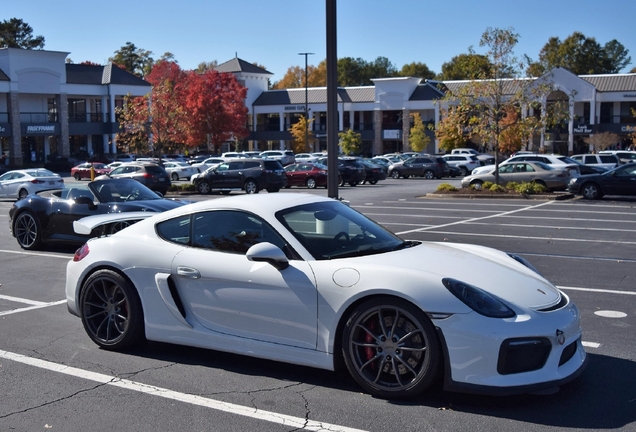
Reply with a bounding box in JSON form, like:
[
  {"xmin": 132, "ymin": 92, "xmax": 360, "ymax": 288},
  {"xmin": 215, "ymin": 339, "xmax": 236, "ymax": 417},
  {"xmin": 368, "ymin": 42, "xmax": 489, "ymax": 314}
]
[
  {"xmin": 462, "ymin": 161, "xmax": 572, "ymax": 191},
  {"xmin": 0, "ymin": 169, "xmax": 64, "ymax": 200}
]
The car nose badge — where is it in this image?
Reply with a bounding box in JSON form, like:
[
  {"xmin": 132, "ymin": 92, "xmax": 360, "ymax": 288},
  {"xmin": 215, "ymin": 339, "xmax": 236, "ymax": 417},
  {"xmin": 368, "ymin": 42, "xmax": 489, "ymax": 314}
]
[{"xmin": 556, "ymin": 329, "xmax": 565, "ymax": 345}]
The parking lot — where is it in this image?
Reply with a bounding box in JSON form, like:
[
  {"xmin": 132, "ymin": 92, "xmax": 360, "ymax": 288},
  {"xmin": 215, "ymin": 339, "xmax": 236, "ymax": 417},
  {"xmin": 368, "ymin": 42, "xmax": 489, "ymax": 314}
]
[{"xmin": 1, "ymin": 177, "xmax": 635, "ymax": 431}]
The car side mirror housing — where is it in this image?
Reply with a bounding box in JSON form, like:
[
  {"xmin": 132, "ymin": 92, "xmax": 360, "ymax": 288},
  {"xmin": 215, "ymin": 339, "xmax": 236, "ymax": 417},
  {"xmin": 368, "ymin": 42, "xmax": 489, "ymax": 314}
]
[
  {"xmin": 74, "ymin": 196, "xmax": 97, "ymax": 210},
  {"xmin": 246, "ymin": 242, "xmax": 289, "ymax": 270}
]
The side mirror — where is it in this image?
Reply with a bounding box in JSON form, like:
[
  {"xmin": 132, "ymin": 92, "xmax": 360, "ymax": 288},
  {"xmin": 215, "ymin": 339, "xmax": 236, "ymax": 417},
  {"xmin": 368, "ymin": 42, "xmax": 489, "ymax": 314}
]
[
  {"xmin": 74, "ymin": 196, "xmax": 97, "ymax": 210},
  {"xmin": 246, "ymin": 242, "xmax": 289, "ymax": 270}
]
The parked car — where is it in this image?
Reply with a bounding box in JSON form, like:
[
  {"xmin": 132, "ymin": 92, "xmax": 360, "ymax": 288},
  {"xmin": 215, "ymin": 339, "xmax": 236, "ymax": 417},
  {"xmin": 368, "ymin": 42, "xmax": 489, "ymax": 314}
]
[
  {"xmin": 284, "ymin": 162, "xmax": 329, "ymax": 189},
  {"xmin": 65, "ymin": 193, "xmax": 586, "ymax": 399},
  {"xmin": 294, "ymin": 153, "xmax": 320, "ymax": 163},
  {"xmin": 259, "ymin": 150, "xmax": 295, "ymax": 165},
  {"xmin": 462, "ymin": 161, "xmax": 572, "ymax": 191},
  {"xmin": 450, "ymin": 148, "xmax": 494, "ymax": 165},
  {"xmin": 570, "ymin": 153, "xmax": 620, "ymax": 170},
  {"xmin": 359, "ymin": 159, "xmax": 388, "ymax": 184},
  {"xmin": 193, "ymin": 158, "xmax": 287, "ymax": 194},
  {"xmin": 472, "ymin": 154, "xmax": 581, "ymax": 177},
  {"xmin": 442, "ymin": 154, "xmax": 481, "ymax": 176},
  {"xmin": 71, "ymin": 162, "xmax": 112, "ymax": 180},
  {"xmin": 567, "ymin": 162, "xmax": 636, "ymax": 199},
  {"xmin": 162, "ymin": 161, "xmax": 199, "ymax": 181},
  {"xmin": 388, "ymin": 156, "xmax": 450, "ymax": 179},
  {"xmin": 115, "ymin": 154, "xmax": 137, "ymax": 163},
  {"xmin": 315, "ymin": 157, "xmax": 366, "ymax": 186},
  {"xmin": 598, "ymin": 150, "xmax": 636, "ymax": 164},
  {"xmin": 9, "ymin": 178, "xmax": 184, "ymax": 250},
  {"xmin": 0, "ymin": 169, "xmax": 64, "ymax": 200},
  {"xmin": 191, "ymin": 157, "xmax": 227, "ymax": 174},
  {"xmin": 103, "ymin": 162, "xmax": 171, "ymax": 195}
]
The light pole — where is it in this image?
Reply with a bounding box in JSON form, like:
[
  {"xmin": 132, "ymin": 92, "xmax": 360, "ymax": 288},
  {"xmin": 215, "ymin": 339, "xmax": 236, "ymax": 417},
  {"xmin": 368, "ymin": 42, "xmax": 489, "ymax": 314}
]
[{"xmin": 299, "ymin": 52, "xmax": 314, "ymax": 152}]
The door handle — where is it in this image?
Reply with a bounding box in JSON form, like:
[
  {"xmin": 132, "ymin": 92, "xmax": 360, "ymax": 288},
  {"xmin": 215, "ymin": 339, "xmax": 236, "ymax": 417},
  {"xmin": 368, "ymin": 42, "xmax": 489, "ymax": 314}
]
[{"xmin": 176, "ymin": 266, "xmax": 201, "ymax": 279}]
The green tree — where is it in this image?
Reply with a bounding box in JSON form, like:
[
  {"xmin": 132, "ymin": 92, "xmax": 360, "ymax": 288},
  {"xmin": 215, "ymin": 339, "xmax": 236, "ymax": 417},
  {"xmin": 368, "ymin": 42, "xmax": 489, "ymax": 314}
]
[
  {"xmin": 337, "ymin": 57, "xmax": 366, "ymax": 86},
  {"xmin": 195, "ymin": 60, "xmax": 218, "ymax": 73},
  {"xmin": 109, "ymin": 42, "xmax": 154, "ymax": 78},
  {"xmin": 437, "ymin": 52, "xmax": 494, "ymax": 80},
  {"xmin": 437, "ymin": 28, "xmax": 561, "ymax": 183},
  {"xmin": 526, "ymin": 32, "xmax": 631, "ymax": 76},
  {"xmin": 338, "ymin": 129, "xmax": 362, "ymax": 155},
  {"xmin": 399, "ymin": 62, "xmax": 436, "ymax": 80},
  {"xmin": 408, "ymin": 113, "xmax": 431, "ymax": 152},
  {"xmin": 0, "ymin": 18, "xmax": 44, "ymax": 49}
]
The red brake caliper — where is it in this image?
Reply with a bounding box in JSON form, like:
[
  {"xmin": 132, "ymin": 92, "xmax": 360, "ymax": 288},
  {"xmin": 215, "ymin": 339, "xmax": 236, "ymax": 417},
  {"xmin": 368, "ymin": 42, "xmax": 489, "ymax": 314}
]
[{"xmin": 365, "ymin": 320, "xmax": 375, "ymax": 366}]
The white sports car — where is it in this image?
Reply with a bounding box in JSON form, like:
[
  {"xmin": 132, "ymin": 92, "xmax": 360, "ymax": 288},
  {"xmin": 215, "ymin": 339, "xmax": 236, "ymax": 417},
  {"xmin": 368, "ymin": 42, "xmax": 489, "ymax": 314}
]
[{"xmin": 65, "ymin": 193, "xmax": 587, "ymax": 398}]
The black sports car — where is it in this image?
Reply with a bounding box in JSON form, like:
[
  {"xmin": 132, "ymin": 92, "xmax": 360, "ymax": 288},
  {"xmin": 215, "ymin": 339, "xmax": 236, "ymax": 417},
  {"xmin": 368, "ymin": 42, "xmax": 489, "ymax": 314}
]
[{"xmin": 9, "ymin": 178, "xmax": 185, "ymax": 250}]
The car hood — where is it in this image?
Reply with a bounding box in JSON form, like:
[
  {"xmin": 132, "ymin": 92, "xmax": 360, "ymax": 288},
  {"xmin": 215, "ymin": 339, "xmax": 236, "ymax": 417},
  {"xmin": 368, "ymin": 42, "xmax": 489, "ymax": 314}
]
[
  {"xmin": 112, "ymin": 199, "xmax": 184, "ymax": 212},
  {"xmin": 343, "ymin": 241, "xmax": 561, "ymax": 309}
]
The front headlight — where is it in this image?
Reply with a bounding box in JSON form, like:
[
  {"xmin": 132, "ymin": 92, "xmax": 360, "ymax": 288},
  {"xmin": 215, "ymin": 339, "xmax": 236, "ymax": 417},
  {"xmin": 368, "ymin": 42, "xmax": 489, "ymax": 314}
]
[{"xmin": 442, "ymin": 278, "xmax": 516, "ymax": 318}]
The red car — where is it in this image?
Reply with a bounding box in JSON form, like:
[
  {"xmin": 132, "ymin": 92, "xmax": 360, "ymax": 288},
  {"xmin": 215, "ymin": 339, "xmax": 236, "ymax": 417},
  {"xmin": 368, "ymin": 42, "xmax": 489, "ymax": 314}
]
[
  {"xmin": 71, "ymin": 162, "xmax": 112, "ymax": 180},
  {"xmin": 284, "ymin": 163, "xmax": 329, "ymax": 189}
]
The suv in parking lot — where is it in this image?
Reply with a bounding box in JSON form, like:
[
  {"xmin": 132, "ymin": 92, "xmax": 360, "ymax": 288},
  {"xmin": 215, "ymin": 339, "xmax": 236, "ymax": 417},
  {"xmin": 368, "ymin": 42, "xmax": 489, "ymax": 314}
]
[
  {"xmin": 388, "ymin": 156, "xmax": 450, "ymax": 179},
  {"xmin": 193, "ymin": 159, "xmax": 286, "ymax": 194},
  {"xmin": 105, "ymin": 162, "xmax": 171, "ymax": 195},
  {"xmin": 571, "ymin": 153, "xmax": 619, "ymax": 170},
  {"xmin": 598, "ymin": 150, "xmax": 636, "ymax": 164},
  {"xmin": 259, "ymin": 150, "xmax": 295, "ymax": 165},
  {"xmin": 442, "ymin": 154, "xmax": 481, "ymax": 176}
]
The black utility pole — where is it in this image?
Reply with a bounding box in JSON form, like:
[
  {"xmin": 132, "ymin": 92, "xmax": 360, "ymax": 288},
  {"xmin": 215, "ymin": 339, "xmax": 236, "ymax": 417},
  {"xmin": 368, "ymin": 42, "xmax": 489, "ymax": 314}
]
[
  {"xmin": 326, "ymin": 0, "xmax": 338, "ymax": 198},
  {"xmin": 298, "ymin": 52, "xmax": 314, "ymax": 152}
]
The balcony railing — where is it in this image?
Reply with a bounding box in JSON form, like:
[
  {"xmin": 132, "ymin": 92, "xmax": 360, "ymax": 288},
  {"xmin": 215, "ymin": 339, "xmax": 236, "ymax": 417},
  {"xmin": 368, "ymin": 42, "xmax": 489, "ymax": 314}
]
[{"xmin": 19, "ymin": 112, "xmax": 58, "ymax": 123}]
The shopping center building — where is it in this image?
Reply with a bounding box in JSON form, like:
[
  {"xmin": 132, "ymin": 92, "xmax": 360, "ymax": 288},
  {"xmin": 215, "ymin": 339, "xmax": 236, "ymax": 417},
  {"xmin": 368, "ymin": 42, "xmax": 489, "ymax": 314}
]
[{"xmin": 2, "ymin": 49, "xmax": 635, "ymax": 167}]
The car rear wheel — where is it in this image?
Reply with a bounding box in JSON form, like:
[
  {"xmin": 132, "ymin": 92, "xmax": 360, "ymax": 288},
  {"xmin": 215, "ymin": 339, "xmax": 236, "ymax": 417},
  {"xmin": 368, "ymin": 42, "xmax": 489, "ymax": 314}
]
[
  {"xmin": 390, "ymin": 170, "xmax": 400, "ymax": 179},
  {"xmin": 582, "ymin": 182, "xmax": 602, "ymax": 200},
  {"xmin": 18, "ymin": 188, "xmax": 29, "ymax": 200},
  {"xmin": 80, "ymin": 269, "xmax": 145, "ymax": 350},
  {"xmin": 196, "ymin": 181, "xmax": 211, "ymax": 194},
  {"xmin": 368, "ymin": 179, "xmax": 378, "ymax": 185},
  {"xmin": 14, "ymin": 211, "xmax": 42, "ymax": 250},
  {"xmin": 459, "ymin": 167, "xmax": 469, "ymax": 176},
  {"xmin": 424, "ymin": 170, "xmax": 434, "ymax": 180},
  {"xmin": 342, "ymin": 297, "xmax": 440, "ymax": 399},
  {"xmin": 171, "ymin": 172, "xmax": 179, "ymax": 181},
  {"xmin": 244, "ymin": 179, "xmax": 259, "ymax": 194},
  {"xmin": 306, "ymin": 177, "xmax": 317, "ymax": 189}
]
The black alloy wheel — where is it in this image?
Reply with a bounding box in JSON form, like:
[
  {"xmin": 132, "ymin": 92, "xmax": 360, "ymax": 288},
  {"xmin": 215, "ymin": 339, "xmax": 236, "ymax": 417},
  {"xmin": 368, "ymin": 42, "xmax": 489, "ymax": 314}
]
[
  {"xmin": 14, "ymin": 211, "xmax": 42, "ymax": 250},
  {"xmin": 80, "ymin": 269, "xmax": 145, "ymax": 350},
  {"xmin": 342, "ymin": 297, "xmax": 440, "ymax": 399}
]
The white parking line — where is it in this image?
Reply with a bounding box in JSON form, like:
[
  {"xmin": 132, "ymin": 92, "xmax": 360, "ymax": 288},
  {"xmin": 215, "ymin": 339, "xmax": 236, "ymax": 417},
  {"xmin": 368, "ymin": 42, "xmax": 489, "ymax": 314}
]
[
  {"xmin": 0, "ymin": 349, "xmax": 367, "ymax": 432},
  {"xmin": 0, "ymin": 249, "xmax": 72, "ymax": 259}
]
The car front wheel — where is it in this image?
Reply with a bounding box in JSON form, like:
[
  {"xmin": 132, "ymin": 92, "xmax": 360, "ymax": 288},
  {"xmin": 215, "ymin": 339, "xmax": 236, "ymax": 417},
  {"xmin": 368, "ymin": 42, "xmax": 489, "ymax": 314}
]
[
  {"xmin": 80, "ymin": 269, "xmax": 145, "ymax": 350},
  {"xmin": 423, "ymin": 170, "xmax": 434, "ymax": 179},
  {"xmin": 390, "ymin": 170, "xmax": 400, "ymax": 179},
  {"xmin": 306, "ymin": 178, "xmax": 317, "ymax": 189},
  {"xmin": 74, "ymin": 173, "xmax": 82, "ymax": 181},
  {"xmin": 342, "ymin": 297, "xmax": 440, "ymax": 399},
  {"xmin": 14, "ymin": 211, "xmax": 42, "ymax": 250},
  {"xmin": 582, "ymin": 182, "xmax": 602, "ymax": 200},
  {"xmin": 171, "ymin": 172, "xmax": 179, "ymax": 181}
]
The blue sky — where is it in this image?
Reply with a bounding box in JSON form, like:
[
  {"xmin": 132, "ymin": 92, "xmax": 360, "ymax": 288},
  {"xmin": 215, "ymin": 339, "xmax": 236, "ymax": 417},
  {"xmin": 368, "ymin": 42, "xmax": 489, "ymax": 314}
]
[{"xmin": 4, "ymin": 0, "xmax": 636, "ymax": 81}]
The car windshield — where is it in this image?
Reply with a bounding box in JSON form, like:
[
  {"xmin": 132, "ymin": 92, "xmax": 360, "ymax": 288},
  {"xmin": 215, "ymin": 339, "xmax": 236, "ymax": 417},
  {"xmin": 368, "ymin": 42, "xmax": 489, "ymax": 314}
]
[
  {"xmin": 90, "ymin": 179, "xmax": 161, "ymax": 202},
  {"xmin": 276, "ymin": 200, "xmax": 417, "ymax": 260}
]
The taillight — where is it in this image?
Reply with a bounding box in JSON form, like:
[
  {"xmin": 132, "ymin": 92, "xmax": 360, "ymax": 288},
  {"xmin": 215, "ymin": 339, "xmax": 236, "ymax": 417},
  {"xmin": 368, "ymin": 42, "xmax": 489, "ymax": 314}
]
[
  {"xmin": 30, "ymin": 179, "xmax": 45, "ymax": 184},
  {"xmin": 143, "ymin": 173, "xmax": 152, "ymax": 178},
  {"xmin": 73, "ymin": 243, "xmax": 90, "ymax": 262}
]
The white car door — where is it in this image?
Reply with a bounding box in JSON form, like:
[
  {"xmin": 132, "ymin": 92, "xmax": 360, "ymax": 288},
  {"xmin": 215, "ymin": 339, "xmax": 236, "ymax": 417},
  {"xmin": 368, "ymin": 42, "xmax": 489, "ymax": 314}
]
[{"xmin": 171, "ymin": 210, "xmax": 318, "ymax": 349}]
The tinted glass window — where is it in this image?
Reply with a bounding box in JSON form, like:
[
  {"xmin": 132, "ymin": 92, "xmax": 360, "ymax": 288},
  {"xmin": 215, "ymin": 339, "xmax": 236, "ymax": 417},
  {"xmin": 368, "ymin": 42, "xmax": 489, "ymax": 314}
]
[
  {"xmin": 191, "ymin": 210, "xmax": 288, "ymax": 254},
  {"xmin": 145, "ymin": 165, "xmax": 165, "ymax": 174},
  {"xmin": 264, "ymin": 160, "xmax": 284, "ymax": 170},
  {"xmin": 599, "ymin": 155, "xmax": 617, "ymax": 163},
  {"xmin": 157, "ymin": 215, "xmax": 191, "ymax": 245},
  {"xmin": 243, "ymin": 161, "xmax": 261, "ymax": 169}
]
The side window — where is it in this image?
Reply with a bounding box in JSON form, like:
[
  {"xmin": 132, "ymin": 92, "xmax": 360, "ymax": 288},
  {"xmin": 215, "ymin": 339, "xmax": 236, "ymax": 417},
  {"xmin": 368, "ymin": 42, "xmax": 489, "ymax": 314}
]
[
  {"xmin": 500, "ymin": 164, "xmax": 515, "ymax": 173},
  {"xmin": 228, "ymin": 161, "xmax": 244, "ymax": 170},
  {"xmin": 156, "ymin": 215, "xmax": 191, "ymax": 245},
  {"xmin": 191, "ymin": 210, "xmax": 288, "ymax": 255},
  {"xmin": 583, "ymin": 156, "xmax": 596, "ymax": 164},
  {"xmin": 524, "ymin": 164, "xmax": 535, "ymax": 172},
  {"xmin": 243, "ymin": 161, "xmax": 260, "ymax": 169}
]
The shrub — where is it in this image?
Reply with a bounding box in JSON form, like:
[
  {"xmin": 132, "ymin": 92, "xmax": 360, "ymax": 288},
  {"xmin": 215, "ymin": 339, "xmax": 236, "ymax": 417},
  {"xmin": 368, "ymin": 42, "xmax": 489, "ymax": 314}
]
[
  {"xmin": 169, "ymin": 183, "xmax": 196, "ymax": 192},
  {"xmin": 436, "ymin": 183, "xmax": 458, "ymax": 192},
  {"xmin": 505, "ymin": 181, "xmax": 519, "ymax": 191},
  {"xmin": 482, "ymin": 181, "xmax": 494, "ymax": 189},
  {"xmin": 489, "ymin": 184, "xmax": 506, "ymax": 193}
]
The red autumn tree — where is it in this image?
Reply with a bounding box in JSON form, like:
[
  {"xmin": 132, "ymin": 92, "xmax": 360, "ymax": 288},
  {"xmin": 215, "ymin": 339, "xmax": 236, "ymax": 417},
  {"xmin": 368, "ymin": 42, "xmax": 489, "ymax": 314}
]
[{"xmin": 183, "ymin": 69, "xmax": 248, "ymax": 152}]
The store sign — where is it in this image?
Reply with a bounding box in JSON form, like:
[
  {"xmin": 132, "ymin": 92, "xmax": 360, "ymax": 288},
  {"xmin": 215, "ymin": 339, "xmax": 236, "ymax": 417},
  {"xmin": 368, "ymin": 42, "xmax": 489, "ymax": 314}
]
[
  {"xmin": 573, "ymin": 125, "xmax": 594, "ymax": 134},
  {"xmin": 383, "ymin": 130, "xmax": 401, "ymax": 139},
  {"xmin": 284, "ymin": 105, "xmax": 306, "ymax": 111},
  {"xmin": 622, "ymin": 125, "xmax": 636, "ymax": 132},
  {"xmin": 23, "ymin": 124, "xmax": 59, "ymax": 135}
]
